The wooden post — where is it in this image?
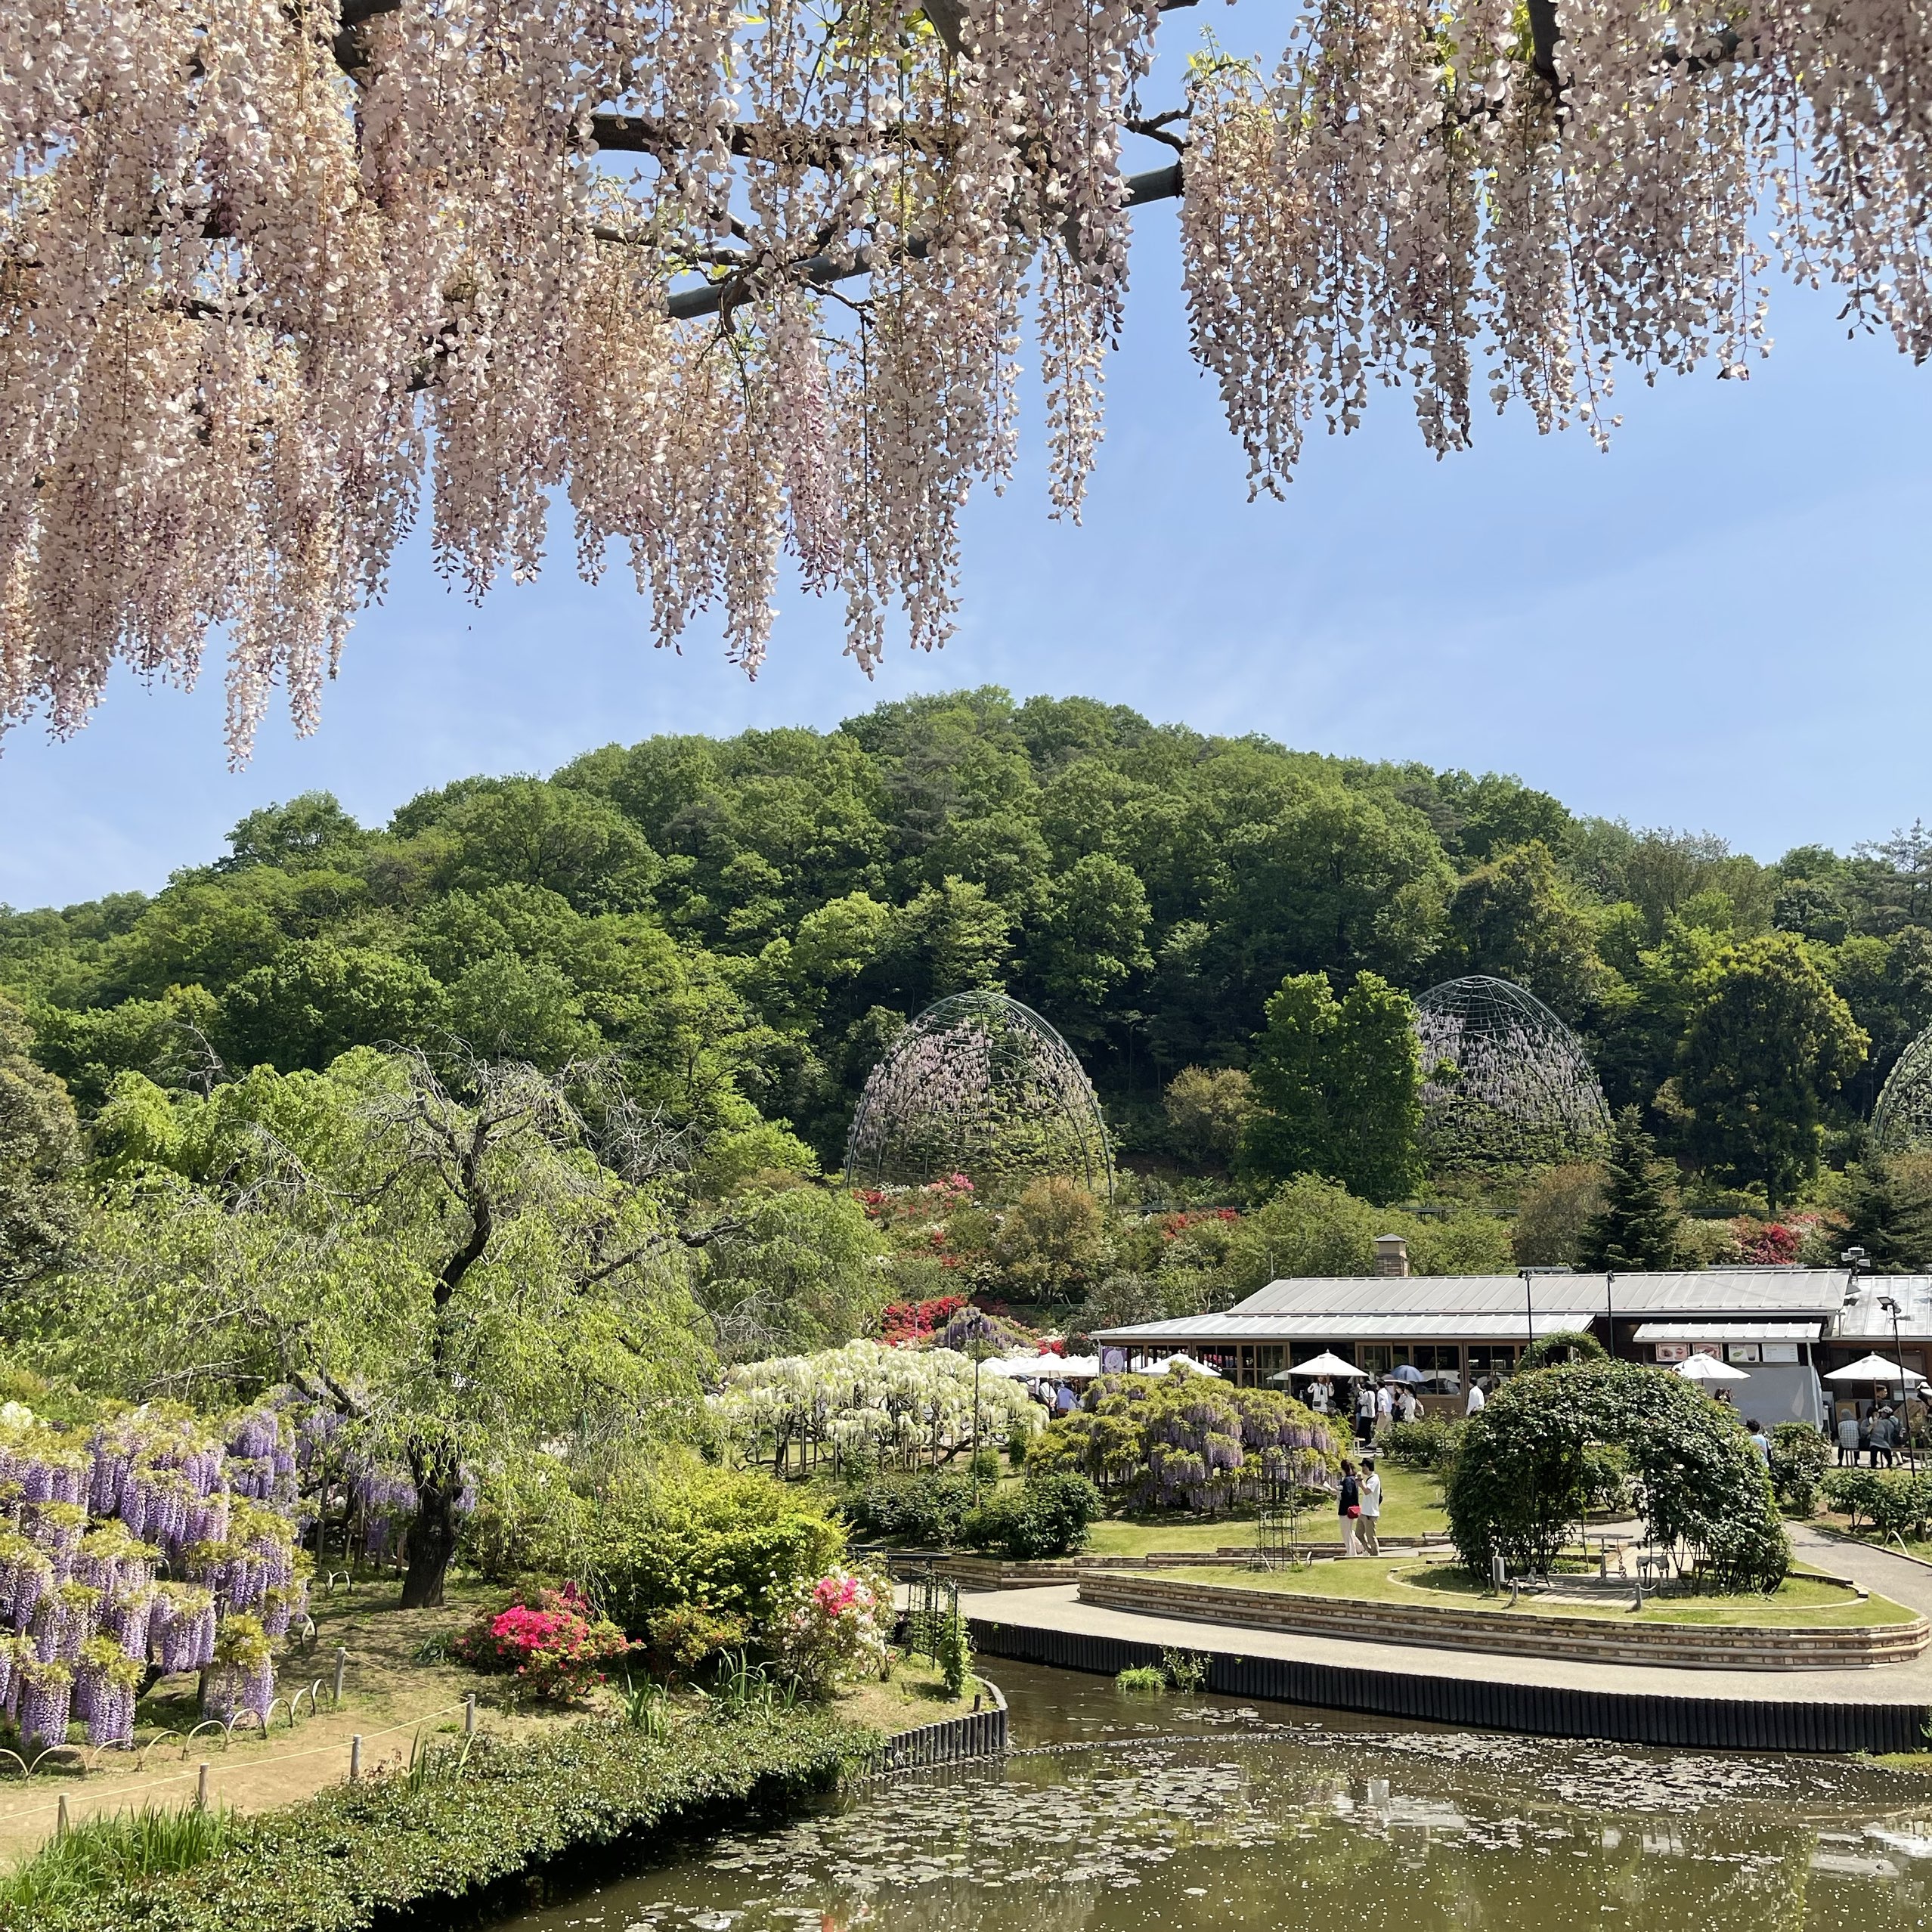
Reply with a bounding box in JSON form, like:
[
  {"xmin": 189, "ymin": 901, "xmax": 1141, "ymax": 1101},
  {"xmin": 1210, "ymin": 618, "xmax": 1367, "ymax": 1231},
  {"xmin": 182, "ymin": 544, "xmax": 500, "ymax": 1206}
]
[
  {"xmin": 349, "ymin": 1735, "xmax": 363, "ymax": 1782},
  {"xmin": 333, "ymin": 1647, "xmax": 346, "ymax": 1704},
  {"xmin": 464, "ymin": 1694, "xmax": 476, "ymax": 1736},
  {"xmin": 56, "ymin": 1796, "xmax": 69, "ymax": 1839},
  {"xmin": 197, "ymin": 1763, "xmax": 210, "ymax": 1810}
]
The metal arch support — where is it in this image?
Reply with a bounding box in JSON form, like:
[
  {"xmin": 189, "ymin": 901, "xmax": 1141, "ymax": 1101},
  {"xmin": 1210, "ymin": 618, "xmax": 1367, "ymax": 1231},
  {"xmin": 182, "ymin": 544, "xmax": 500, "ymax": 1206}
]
[
  {"xmin": 844, "ymin": 990, "xmax": 1114, "ymax": 1201},
  {"xmin": 1413, "ymin": 973, "xmax": 1612, "ymax": 1178},
  {"xmin": 1872, "ymin": 1021, "xmax": 1932, "ymax": 1156}
]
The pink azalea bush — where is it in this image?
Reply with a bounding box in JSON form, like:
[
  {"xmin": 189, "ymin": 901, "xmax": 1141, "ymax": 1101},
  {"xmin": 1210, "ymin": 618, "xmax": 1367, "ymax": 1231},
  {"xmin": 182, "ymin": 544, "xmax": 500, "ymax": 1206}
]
[
  {"xmin": 772, "ymin": 1567, "xmax": 893, "ymax": 1699},
  {"xmin": 451, "ymin": 1584, "xmax": 634, "ymax": 1704}
]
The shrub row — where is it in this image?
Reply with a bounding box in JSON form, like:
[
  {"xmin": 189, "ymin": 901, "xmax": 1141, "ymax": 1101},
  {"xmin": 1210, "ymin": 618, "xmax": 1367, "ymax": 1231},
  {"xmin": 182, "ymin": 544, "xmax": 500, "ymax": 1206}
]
[
  {"xmin": 1822, "ymin": 1466, "xmax": 1932, "ymax": 1540},
  {"xmin": 840, "ymin": 1469, "xmax": 1101, "ymax": 1559},
  {"xmin": 14, "ymin": 1708, "xmax": 871, "ymax": 1932}
]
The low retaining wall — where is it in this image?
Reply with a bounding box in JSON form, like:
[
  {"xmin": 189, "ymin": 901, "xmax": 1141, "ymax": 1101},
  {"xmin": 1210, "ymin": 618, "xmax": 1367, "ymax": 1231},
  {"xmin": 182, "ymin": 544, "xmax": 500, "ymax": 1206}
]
[
  {"xmin": 865, "ymin": 1675, "xmax": 1008, "ymax": 1775},
  {"xmin": 1073, "ymin": 1573, "xmax": 1931, "ymax": 1670},
  {"xmin": 918, "ymin": 1539, "xmax": 1450, "ymax": 1591},
  {"xmin": 967, "ymin": 1617, "xmax": 1932, "ymax": 1754}
]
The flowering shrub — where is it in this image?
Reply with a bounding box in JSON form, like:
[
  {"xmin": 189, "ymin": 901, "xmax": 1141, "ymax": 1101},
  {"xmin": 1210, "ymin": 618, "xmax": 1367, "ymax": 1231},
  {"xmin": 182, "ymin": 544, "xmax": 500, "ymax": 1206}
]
[
  {"xmin": 772, "ymin": 1568, "xmax": 893, "ymax": 1699},
  {"xmin": 452, "ymin": 1586, "xmax": 634, "ymax": 1704},
  {"xmin": 1730, "ymin": 1216, "xmax": 1812, "ymax": 1265},
  {"xmin": 878, "ymin": 1294, "xmax": 970, "ymax": 1348},
  {"xmin": 642, "ymin": 1605, "xmax": 748, "ymax": 1683}
]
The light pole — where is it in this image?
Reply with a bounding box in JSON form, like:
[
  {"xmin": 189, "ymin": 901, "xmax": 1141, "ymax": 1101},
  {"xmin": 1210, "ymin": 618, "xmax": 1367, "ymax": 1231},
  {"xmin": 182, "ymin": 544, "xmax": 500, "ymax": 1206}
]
[{"xmin": 1878, "ymin": 1290, "xmax": 1915, "ymax": 1471}]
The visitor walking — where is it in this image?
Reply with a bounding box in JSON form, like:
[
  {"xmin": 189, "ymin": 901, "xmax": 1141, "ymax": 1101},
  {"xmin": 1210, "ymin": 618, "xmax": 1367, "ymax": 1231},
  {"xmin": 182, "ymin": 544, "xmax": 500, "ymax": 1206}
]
[
  {"xmin": 1746, "ymin": 1419, "xmax": 1771, "ymax": 1466},
  {"xmin": 1358, "ymin": 1455, "xmax": 1382, "ymax": 1556},
  {"xmin": 1397, "ymin": 1386, "xmax": 1420, "ymax": 1425},
  {"xmin": 1338, "ymin": 1460, "xmax": 1361, "ymax": 1557},
  {"xmin": 1376, "ymin": 1380, "xmax": 1395, "ymax": 1429},
  {"xmin": 1356, "ymin": 1382, "xmax": 1377, "ymax": 1446},
  {"xmin": 1466, "ymin": 1376, "xmax": 1487, "ymax": 1417},
  {"xmin": 1310, "ymin": 1377, "xmax": 1332, "ymax": 1416}
]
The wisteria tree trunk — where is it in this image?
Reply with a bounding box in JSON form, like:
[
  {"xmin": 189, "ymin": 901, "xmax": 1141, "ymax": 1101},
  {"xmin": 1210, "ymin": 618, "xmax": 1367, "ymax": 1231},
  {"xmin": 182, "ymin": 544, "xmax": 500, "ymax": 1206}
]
[{"xmin": 401, "ymin": 1479, "xmax": 460, "ymax": 1609}]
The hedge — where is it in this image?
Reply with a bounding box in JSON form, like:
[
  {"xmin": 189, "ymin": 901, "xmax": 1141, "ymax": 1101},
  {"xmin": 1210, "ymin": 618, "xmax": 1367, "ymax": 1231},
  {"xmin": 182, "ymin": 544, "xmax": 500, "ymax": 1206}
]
[{"xmin": 13, "ymin": 1707, "xmax": 874, "ymax": 1932}]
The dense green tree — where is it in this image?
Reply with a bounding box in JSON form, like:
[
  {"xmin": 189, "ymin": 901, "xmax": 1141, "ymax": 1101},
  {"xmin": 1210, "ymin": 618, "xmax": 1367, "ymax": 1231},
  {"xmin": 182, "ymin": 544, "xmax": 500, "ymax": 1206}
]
[
  {"xmin": 1441, "ymin": 840, "xmax": 1606, "ymax": 1020},
  {"xmin": 1240, "ymin": 971, "xmax": 1423, "ymax": 1203},
  {"xmin": 697, "ymin": 1182, "xmax": 890, "ymax": 1360},
  {"xmin": 1162, "ymin": 1065, "xmax": 1255, "ymax": 1167},
  {"xmin": 990, "ymin": 1177, "xmax": 1110, "ymax": 1302},
  {"xmin": 217, "ymin": 791, "xmax": 371, "ymax": 872},
  {"xmin": 1213, "ymin": 789, "xmax": 1454, "ymax": 1011},
  {"xmin": 221, "ymin": 940, "xmax": 449, "ymax": 1072},
  {"xmin": 0, "ymin": 992, "xmax": 80, "ymax": 1291},
  {"xmin": 1031, "ymin": 853, "xmax": 1153, "ymax": 1011},
  {"xmin": 1673, "ymin": 934, "xmax": 1868, "ymax": 1209},
  {"xmin": 434, "ymin": 779, "xmax": 660, "ymax": 913},
  {"xmin": 1577, "ymin": 1107, "xmax": 1681, "ymax": 1270}
]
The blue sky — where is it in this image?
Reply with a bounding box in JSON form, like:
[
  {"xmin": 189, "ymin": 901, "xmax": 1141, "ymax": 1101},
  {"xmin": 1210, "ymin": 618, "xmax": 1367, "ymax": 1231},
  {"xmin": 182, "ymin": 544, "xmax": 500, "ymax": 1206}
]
[{"xmin": 4, "ymin": 163, "xmax": 1928, "ymax": 910}]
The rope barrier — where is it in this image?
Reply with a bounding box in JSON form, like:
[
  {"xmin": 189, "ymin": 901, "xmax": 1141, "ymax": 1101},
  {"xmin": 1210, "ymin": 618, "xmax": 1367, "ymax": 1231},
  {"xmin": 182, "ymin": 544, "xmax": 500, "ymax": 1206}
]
[{"xmin": 0, "ymin": 1701, "xmax": 474, "ymax": 1828}]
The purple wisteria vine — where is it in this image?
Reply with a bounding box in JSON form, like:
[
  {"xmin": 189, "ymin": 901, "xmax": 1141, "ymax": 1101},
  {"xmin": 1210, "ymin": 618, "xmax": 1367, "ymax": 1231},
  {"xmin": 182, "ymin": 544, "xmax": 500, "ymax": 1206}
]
[{"xmin": 0, "ymin": 1404, "xmax": 309, "ymax": 1748}]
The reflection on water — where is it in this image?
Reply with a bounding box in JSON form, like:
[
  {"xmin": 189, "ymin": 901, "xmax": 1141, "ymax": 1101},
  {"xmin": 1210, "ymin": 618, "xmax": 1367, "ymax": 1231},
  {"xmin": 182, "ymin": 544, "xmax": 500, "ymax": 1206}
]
[{"xmin": 497, "ymin": 1661, "xmax": 1932, "ymax": 1931}]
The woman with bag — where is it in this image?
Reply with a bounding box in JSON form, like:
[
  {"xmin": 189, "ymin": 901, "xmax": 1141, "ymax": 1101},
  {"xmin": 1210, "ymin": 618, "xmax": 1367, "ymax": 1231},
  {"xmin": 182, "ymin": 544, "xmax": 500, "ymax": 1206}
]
[{"xmin": 1338, "ymin": 1460, "xmax": 1361, "ymax": 1558}]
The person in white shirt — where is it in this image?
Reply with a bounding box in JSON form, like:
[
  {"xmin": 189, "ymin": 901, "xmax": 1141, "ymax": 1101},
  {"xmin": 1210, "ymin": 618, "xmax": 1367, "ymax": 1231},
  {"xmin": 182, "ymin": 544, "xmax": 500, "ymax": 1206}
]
[
  {"xmin": 1358, "ymin": 1456, "xmax": 1383, "ymax": 1556},
  {"xmin": 1356, "ymin": 1382, "xmax": 1377, "ymax": 1445},
  {"xmin": 1466, "ymin": 1376, "xmax": 1487, "ymax": 1416},
  {"xmin": 1397, "ymin": 1386, "xmax": 1420, "ymax": 1425},
  {"xmin": 1309, "ymin": 1378, "xmax": 1330, "ymax": 1415}
]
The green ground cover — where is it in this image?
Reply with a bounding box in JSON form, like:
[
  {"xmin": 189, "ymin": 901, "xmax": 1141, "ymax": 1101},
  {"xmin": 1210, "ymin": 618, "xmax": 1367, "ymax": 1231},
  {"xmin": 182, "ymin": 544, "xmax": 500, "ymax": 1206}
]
[
  {"xmin": 5, "ymin": 1706, "xmax": 872, "ymax": 1932},
  {"xmin": 1083, "ymin": 1466, "xmax": 1447, "ymax": 1558},
  {"xmin": 1107, "ymin": 1559, "xmax": 1918, "ymax": 1629}
]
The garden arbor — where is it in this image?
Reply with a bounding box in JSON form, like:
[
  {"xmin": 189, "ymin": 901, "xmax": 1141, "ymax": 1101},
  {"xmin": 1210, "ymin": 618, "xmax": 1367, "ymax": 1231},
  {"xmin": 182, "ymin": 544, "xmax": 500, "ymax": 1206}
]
[
  {"xmin": 1445, "ymin": 1360, "xmax": 1788, "ymax": 1592},
  {"xmin": 1872, "ymin": 1021, "xmax": 1932, "ymax": 1156},
  {"xmin": 844, "ymin": 991, "xmax": 1113, "ymax": 1200},
  {"xmin": 7, "ymin": 0, "xmax": 1932, "ymax": 759},
  {"xmin": 1414, "ymin": 975, "xmax": 1612, "ymax": 1177}
]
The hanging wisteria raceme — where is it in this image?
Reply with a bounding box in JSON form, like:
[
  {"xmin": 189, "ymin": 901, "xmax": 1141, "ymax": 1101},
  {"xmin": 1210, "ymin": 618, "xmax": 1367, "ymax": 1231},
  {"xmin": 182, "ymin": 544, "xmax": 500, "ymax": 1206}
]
[
  {"xmin": 0, "ymin": 1404, "xmax": 308, "ymax": 1746},
  {"xmin": 3, "ymin": 0, "xmax": 1931, "ymax": 757},
  {"xmin": 714, "ymin": 1339, "xmax": 1048, "ymax": 1472}
]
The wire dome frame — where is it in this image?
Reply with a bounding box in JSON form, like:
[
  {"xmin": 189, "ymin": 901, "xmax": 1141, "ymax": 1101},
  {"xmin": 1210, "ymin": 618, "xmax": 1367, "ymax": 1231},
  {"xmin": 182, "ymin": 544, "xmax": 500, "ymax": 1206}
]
[
  {"xmin": 1871, "ymin": 1022, "xmax": 1932, "ymax": 1156},
  {"xmin": 844, "ymin": 991, "xmax": 1115, "ymax": 1201},
  {"xmin": 1413, "ymin": 975, "xmax": 1612, "ymax": 1177}
]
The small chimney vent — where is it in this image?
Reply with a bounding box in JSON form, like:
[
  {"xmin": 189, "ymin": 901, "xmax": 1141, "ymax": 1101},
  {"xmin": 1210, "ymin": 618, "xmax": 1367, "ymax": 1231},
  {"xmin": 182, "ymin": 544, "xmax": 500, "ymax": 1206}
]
[{"xmin": 1374, "ymin": 1234, "xmax": 1410, "ymax": 1279}]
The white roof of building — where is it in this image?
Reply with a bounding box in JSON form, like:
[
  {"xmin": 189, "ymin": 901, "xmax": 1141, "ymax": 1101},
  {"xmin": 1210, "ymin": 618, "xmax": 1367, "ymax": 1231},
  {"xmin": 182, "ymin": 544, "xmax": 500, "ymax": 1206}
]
[
  {"xmin": 1834, "ymin": 1278, "xmax": 1932, "ymax": 1342},
  {"xmin": 1630, "ymin": 1321, "xmax": 1824, "ymax": 1343},
  {"xmin": 1091, "ymin": 1268, "xmax": 1862, "ymax": 1347}
]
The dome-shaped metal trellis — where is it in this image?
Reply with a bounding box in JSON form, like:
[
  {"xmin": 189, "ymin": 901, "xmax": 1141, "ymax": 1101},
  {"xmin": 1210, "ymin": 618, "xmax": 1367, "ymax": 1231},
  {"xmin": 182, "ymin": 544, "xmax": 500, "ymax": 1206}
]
[
  {"xmin": 1414, "ymin": 975, "xmax": 1612, "ymax": 1176},
  {"xmin": 844, "ymin": 991, "xmax": 1114, "ymax": 1200},
  {"xmin": 1872, "ymin": 1022, "xmax": 1932, "ymax": 1156}
]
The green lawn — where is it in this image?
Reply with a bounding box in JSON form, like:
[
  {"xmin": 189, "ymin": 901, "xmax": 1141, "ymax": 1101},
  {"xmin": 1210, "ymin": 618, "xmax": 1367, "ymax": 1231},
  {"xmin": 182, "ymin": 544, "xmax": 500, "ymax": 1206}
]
[
  {"xmin": 1083, "ymin": 1464, "xmax": 1448, "ymax": 1558},
  {"xmin": 1107, "ymin": 1557, "xmax": 1918, "ymax": 1628}
]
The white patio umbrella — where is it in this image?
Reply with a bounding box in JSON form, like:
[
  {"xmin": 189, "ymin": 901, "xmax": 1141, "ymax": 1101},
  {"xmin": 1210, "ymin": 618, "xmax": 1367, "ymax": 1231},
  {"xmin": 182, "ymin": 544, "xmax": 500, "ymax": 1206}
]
[
  {"xmin": 1675, "ymin": 1354, "xmax": 1751, "ymax": 1382},
  {"xmin": 1825, "ymin": 1354, "xmax": 1930, "ymax": 1387},
  {"xmin": 1152, "ymin": 1353, "xmax": 1225, "ymax": 1379},
  {"xmin": 1270, "ymin": 1351, "xmax": 1367, "ymax": 1382}
]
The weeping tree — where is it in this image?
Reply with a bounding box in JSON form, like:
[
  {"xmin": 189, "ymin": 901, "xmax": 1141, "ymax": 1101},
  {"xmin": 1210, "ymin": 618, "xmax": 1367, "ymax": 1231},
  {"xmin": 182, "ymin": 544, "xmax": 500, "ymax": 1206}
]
[
  {"xmin": 16, "ymin": 1048, "xmax": 722, "ymax": 1608},
  {"xmin": 5, "ymin": 0, "xmax": 1930, "ymax": 760}
]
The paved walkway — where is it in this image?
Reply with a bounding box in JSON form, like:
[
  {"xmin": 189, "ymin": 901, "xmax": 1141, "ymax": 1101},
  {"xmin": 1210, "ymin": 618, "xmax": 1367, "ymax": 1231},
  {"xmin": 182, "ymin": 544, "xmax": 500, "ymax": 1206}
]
[
  {"xmin": 961, "ymin": 1571, "xmax": 1932, "ymax": 1709},
  {"xmin": 1792, "ymin": 1522, "xmax": 1932, "ymax": 1618}
]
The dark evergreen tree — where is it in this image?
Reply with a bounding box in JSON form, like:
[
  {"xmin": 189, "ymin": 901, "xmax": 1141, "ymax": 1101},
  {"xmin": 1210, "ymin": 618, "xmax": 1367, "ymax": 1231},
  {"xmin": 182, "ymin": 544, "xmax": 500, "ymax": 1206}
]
[
  {"xmin": 1832, "ymin": 1156, "xmax": 1932, "ymax": 1272},
  {"xmin": 1576, "ymin": 1107, "xmax": 1680, "ymax": 1271}
]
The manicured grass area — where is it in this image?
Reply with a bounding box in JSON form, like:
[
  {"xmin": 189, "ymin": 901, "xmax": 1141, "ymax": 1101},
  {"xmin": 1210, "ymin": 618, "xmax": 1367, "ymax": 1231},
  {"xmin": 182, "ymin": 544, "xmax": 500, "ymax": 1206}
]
[
  {"xmin": 1111, "ymin": 1558, "xmax": 1919, "ymax": 1628},
  {"xmin": 1083, "ymin": 1465, "xmax": 1447, "ymax": 1557},
  {"xmin": 833, "ymin": 1655, "xmax": 976, "ymax": 1732}
]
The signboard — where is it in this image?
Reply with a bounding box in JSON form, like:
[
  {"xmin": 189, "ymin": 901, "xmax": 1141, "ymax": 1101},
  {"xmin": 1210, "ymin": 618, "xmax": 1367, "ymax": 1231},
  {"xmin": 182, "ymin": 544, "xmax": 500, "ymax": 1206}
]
[
  {"xmin": 1101, "ymin": 1348, "xmax": 1126, "ymax": 1374},
  {"xmin": 1726, "ymin": 1343, "xmax": 1761, "ymax": 1364},
  {"xmin": 1654, "ymin": 1342, "xmax": 1689, "ymax": 1363},
  {"xmin": 1760, "ymin": 1342, "xmax": 1800, "ymax": 1364}
]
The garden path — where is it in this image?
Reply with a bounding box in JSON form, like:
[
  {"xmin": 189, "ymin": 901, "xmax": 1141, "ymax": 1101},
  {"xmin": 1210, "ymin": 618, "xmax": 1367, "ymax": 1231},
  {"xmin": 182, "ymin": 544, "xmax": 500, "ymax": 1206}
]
[{"xmin": 960, "ymin": 1579, "xmax": 1932, "ymax": 1708}]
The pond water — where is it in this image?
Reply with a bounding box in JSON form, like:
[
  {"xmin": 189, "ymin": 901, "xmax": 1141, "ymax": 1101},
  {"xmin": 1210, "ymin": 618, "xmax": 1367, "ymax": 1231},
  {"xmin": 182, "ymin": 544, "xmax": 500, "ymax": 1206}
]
[{"xmin": 498, "ymin": 1662, "xmax": 1932, "ymax": 1932}]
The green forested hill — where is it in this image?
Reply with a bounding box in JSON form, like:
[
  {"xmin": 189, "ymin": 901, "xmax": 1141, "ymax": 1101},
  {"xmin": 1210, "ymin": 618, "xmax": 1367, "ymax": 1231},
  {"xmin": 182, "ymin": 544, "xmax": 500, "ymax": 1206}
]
[{"xmin": 5, "ymin": 686, "xmax": 1930, "ymax": 1180}]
